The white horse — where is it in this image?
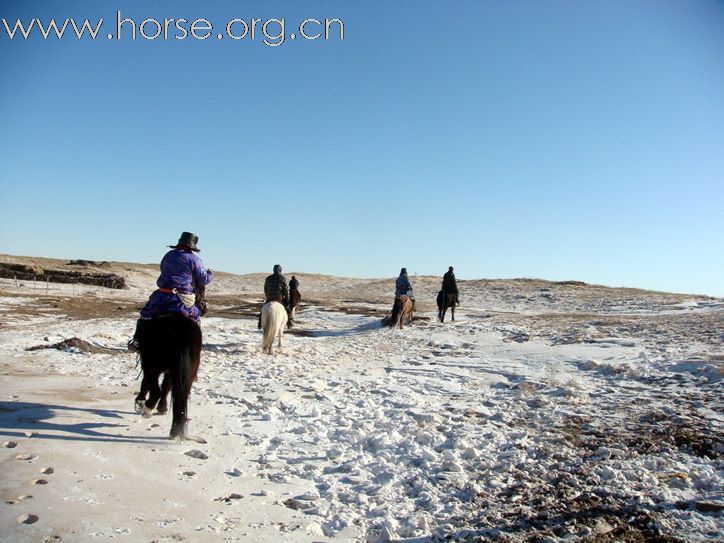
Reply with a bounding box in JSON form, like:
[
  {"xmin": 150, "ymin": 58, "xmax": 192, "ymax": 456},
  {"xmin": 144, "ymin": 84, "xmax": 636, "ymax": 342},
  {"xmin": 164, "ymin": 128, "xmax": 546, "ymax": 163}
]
[{"xmin": 261, "ymin": 301, "xmax": 288, "ymax": 354}]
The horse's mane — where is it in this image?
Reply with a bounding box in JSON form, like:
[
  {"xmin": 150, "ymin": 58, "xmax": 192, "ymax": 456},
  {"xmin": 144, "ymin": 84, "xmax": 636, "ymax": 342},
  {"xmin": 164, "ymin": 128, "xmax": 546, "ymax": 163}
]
[{"xmin": 194, "ymin": 283, "xmax": 207, "ymax": 316}]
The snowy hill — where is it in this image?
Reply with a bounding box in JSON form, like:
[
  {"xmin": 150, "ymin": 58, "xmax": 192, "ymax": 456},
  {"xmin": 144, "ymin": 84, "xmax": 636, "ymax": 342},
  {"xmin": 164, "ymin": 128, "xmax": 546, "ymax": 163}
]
[{"xmin": 0, "ymin": 255, "xmax": 721, "ymax": 542}]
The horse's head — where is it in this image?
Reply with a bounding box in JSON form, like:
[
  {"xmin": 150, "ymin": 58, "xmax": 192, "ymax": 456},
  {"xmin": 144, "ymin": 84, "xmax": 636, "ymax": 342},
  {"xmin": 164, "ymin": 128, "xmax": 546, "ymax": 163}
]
[{"xmin": 194, "ymin": 284, "xmax": 208, "ymax": 316}]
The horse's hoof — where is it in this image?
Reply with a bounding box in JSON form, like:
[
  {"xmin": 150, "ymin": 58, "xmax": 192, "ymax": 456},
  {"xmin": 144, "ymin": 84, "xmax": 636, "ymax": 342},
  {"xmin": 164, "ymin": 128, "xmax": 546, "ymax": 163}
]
[
  {"xmin": 156, "ymin": 407, "xmax": 168, "ymax": 415},
  {"xmin": 134, "ymin": 399, "xmax": 144, "ymax": 414},
  {"xmin": 142, "ymin": 406, "xmax": 154, "ymax": 418},
  {"xmin": 170, "ymin": 424, "xmax": 187, "ymax": 442}
]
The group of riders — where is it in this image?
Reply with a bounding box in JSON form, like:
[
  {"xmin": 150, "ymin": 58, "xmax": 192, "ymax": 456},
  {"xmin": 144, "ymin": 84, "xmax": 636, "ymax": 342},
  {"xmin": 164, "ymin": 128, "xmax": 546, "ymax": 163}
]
[
  {"xmin": 128, "ymin": 232, "xmax": 458, "ymax": 351},
  {"xmin": 393, "ymin": 266, "xmax": 459, "ymax": 314}
]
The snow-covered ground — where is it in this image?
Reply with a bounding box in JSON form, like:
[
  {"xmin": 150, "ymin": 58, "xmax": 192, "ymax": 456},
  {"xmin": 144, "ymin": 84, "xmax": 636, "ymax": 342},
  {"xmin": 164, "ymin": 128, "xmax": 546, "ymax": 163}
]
[{"xmin": 0, "ymin": 269, "xmax": 722, "ymax": 542}]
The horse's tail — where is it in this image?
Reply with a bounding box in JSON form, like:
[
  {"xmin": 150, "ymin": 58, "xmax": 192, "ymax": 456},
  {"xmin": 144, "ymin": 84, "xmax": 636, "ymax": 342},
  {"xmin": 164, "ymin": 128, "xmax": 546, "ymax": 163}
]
[
  {"xmin": 390, "ymin": 297, "xmax": 401, "ymax": 328},
  {"xmin": 437, "ymin": 290, "xmax": 443, "ymax": 310},
  {"xmin": 170, "ymin": 319, "xmax": 196, "ymax": 440}
]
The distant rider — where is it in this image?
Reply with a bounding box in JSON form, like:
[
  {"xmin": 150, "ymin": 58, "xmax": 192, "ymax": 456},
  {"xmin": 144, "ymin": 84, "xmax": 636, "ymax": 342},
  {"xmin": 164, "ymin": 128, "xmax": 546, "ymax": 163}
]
[
  {"xmin": 258, "ymin": 264, "xmax": 289, "ymax": 329},
  {"xmin": 442, "ymin": 266, "xmax": 459, "ymax": 305},
  {"xmin": 395, "ymin": 267, "xmax": 415, "ymax": 311},
  {"xmin": 128, "ymin": 232, "xmax": 214, "ymax": 351}
]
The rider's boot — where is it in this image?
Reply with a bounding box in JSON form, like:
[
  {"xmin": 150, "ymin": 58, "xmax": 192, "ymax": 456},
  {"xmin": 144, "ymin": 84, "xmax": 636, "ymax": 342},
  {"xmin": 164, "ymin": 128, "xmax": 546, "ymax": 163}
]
[{"xmin": 127, "ymin": 319, "xmax": 142, "ymax": 352}]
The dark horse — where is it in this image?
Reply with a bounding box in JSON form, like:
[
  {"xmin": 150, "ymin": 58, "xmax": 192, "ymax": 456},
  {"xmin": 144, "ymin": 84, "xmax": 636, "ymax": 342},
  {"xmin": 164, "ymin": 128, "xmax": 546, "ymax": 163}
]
[
  {"xmin": 135, "ymin": 283, "xmax": 206, "ymax": 439},
  {"xmin": 137, "ymin": 314, "xmax": 202, "ymax": 440},
  {"xmin": 287, "ymin": 288, "xmax": 301, "ymax": 328},
  {"xmin": 134, "ymin": 284, "xmax": 207, "ymax": 421},
  {"xmin": 437, "ymin": 290, "xmax": 457, "ymax": 323}
]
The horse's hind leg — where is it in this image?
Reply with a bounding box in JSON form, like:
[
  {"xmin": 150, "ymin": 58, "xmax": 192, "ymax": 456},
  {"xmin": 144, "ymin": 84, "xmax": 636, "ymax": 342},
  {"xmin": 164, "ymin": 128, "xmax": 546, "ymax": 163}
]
[
  {"xmin": 143, "ymin": 372, "xmax": 162, "ymax": 418},
  {"xmin": 157, "ymin": 373, "xmax": 171, "ymax": 415},
  {"xmin": 135, "ymin": 377, "xmax": 149, "ymax": 414},
  {"xmin": 451, "ymin": 302, "xmax": 455, "ymax": 322}
]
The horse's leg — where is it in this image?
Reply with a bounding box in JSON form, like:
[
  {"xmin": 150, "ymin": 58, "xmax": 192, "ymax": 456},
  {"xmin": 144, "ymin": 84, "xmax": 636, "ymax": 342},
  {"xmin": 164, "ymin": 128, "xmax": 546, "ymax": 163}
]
[
  {"xmin": 135, "ymin": 376, "xmax": 149, "ymax": 414},
  {"xmin": 451, "ymin": 298, "xmax": 455, "ymax": 322},
  {"xmin": 143, "ymin": 371, "xmax": 162, "ymax": 418},
  {"xmin": 157, "ymin": 372, "xmax": 171, "ymax": 415},
  {"xmin": 278, "ymin": 327, "xmax": 283, "ymax": 351}
]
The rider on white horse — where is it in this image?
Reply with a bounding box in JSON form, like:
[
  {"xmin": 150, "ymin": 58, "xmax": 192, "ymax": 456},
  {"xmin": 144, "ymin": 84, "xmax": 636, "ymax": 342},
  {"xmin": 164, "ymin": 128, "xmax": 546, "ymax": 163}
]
[{"xmin": 258, "ymin": 264, "xmax": 289, "ymax": 329}]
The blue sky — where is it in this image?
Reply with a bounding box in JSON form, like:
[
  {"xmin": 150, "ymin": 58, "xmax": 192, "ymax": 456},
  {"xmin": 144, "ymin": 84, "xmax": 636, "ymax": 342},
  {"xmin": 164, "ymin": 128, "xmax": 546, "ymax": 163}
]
[{"xmin": 1, "ymin": 1, "xmax": 723, "ymax": 296}]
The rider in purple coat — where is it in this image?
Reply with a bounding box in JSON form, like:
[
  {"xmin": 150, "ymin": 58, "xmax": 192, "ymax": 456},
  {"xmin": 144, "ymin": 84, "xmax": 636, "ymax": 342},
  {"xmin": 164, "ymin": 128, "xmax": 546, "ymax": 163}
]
[{"xmin": 128, "ymin": 232, "xmax": 213, "ymax": 351}]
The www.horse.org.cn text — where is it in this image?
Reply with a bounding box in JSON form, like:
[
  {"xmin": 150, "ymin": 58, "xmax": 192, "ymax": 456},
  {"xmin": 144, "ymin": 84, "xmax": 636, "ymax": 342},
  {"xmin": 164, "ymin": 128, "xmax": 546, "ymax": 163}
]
[{"xmin": 2, "ymin": 12, "xmax": 345, "ymax": 47}]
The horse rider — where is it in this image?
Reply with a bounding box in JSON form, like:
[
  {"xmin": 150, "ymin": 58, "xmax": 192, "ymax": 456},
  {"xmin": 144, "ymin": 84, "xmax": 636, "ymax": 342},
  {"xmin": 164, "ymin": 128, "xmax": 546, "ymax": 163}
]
[
  {"xmin": 395, "ymin": 267, "xmax": 415, "ymax": 311},
  {"xmin": 258, "ymin": 264, "xmax": 289, "ymax": 329},
  {"xmin": 442, "ymin": 266, "xmax": 459, "ymax": 305},
  {"xmin": 128, "ymin": 232, "xmax": 214, "ymax": 351},
  {"xmin": 289, "ymin": 275, "xmax": 299, "ymax": 296}
]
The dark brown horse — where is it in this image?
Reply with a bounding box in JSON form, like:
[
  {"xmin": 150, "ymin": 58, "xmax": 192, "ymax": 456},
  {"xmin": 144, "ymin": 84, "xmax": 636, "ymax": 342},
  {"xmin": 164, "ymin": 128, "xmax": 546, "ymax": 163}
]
[
  {"xmin": 437, "ymin": 290, "xmax": 457, "ymax": 323},
  {"xmin": 137, "ymin": 315, "xmax": 202, "ymax": 440},
  {"xmin": 134, "ymin": 284, "xmax": 207, "ymax": 419},
  {"xmin": 287, "ymin": 289, "xmax": 301, "ymax": 328}
]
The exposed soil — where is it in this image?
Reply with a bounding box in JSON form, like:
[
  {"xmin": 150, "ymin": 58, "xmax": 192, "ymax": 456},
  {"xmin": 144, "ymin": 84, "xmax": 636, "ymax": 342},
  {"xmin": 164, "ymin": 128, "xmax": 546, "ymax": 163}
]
[
  {"xmin": 26, "ymin": 337, "xmax": 120, "ymax": 354},
  {"xmin": 0, "ymin": 261, "xmax": 126, "ymax": 289}
]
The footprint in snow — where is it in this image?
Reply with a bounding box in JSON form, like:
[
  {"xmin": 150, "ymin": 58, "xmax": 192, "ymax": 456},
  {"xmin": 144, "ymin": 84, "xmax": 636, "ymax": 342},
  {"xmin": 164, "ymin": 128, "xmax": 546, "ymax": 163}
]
[
  {"xmin": 16, "ymin": 454, "xmax": 37, "ymax": 461},
  {"xmin": 212, "ymin": 493, "xmax": 243, "ymax": 503},
  {"xmin": 6, "ymin": 495, "xmax": 33, "ymax": 505},
  {"xmin": 184, "ymin": 449, "xmax": 208, "ymax": 460}
]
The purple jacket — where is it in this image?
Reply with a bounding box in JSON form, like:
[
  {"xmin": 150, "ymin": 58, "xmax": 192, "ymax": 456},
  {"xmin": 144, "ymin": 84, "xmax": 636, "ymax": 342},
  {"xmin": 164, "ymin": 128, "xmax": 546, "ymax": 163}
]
[{"xmin": 140, "ymin": 249, "xmax": 214, "ymax": 323}]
